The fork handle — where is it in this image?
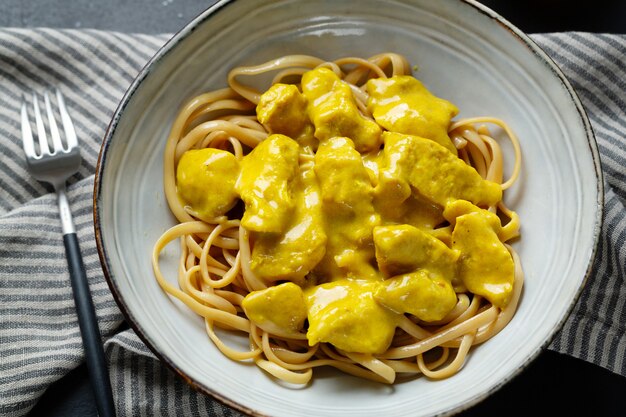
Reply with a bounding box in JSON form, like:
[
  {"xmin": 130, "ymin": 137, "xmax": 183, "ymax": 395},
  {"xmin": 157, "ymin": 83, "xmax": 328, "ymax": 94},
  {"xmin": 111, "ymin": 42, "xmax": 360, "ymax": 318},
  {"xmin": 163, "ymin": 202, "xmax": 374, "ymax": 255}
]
[{"xmin": 64, "ymin": 232, "xmax": 116, "ymax": 417}]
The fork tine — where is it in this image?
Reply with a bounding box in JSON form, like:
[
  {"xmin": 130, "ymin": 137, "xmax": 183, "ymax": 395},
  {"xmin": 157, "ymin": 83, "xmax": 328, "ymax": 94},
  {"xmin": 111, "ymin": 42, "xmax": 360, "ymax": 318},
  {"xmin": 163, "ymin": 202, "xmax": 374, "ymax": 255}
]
[
  {"xmin": 20, "ymin": 98, "xmax": 37, "ymax": 159},
  {"xmin": 44, "ymin": 92, "xmax": 65, "ymax": 153},
  {"xmin": 56, "ymin": 89, "xmax": 78, "ymax": 149},
  {"xmin": 32, "ymin": 92, "xmax": 51, "ymax": 155}
]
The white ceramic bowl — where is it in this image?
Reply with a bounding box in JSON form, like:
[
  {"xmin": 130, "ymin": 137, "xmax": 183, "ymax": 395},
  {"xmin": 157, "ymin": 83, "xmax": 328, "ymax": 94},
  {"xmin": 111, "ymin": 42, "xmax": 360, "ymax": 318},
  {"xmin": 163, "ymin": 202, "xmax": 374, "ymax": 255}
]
[{"xmin": 94, "ymin": 1, "xmax": 603, "ymax": 416}]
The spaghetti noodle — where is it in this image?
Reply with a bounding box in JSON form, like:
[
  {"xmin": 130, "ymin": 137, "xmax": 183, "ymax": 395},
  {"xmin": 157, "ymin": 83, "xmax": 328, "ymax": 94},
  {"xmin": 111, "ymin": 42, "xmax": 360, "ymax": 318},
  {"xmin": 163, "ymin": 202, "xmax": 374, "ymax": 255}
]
[{"xmin": 152, "ymin": 53, "xmax": 523, "ymax": 384}]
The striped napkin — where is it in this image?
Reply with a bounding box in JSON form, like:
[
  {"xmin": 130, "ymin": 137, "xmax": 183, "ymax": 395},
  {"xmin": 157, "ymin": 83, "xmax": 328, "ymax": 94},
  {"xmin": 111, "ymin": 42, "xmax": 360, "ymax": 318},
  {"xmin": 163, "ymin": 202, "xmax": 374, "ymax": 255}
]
[{"xmin": 0, "ymin": 29, "xmax": 624, "ymax": 417}]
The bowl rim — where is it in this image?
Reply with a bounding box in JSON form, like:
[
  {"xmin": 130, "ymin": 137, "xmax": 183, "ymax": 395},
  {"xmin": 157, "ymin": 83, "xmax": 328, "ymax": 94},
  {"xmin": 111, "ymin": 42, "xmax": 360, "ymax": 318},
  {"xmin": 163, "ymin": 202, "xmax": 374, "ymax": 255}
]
[{"xmin": 93, "ymin": 0, "xmax": 604, "ymax": 415}]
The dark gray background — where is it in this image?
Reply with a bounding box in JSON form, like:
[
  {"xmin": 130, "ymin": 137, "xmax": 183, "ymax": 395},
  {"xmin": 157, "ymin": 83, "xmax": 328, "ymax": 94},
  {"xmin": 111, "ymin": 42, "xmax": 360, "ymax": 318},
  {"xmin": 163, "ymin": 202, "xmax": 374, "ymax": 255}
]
[
  {"xmin": 0, "ymin": 0, "xmax": 214, "ymax": 34},
  {"xmin": 2, "ymin": 0, "xmax": 624, "ymax": 416},
  {"xmin": 2, "ymin": 0, "xmax": 625, "ymax": 33}
]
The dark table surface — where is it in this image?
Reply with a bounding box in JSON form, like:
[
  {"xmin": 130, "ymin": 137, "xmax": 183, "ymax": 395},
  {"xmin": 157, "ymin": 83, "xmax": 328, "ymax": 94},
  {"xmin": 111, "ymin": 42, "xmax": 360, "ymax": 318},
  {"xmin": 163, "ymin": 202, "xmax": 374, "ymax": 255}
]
[{"xmin": 3, "ymin": 0, "xmax": 624, "ymax": 416}]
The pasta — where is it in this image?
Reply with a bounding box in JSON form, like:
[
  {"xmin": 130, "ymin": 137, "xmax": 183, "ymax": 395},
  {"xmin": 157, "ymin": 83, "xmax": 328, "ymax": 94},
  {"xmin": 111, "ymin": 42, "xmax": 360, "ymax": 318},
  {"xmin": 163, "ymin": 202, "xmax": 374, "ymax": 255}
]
[{"xmin": 152, "ymin": 53, "xmax": 523, "ymax": 385}]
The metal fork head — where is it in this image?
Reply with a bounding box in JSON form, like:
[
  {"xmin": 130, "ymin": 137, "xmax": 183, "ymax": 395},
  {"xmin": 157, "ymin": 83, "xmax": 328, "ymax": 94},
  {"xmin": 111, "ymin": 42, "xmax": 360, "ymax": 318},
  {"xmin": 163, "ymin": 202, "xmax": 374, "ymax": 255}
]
[{"xmin": 20, "ymin": 89, "xmax": 81, "ymax": 189}]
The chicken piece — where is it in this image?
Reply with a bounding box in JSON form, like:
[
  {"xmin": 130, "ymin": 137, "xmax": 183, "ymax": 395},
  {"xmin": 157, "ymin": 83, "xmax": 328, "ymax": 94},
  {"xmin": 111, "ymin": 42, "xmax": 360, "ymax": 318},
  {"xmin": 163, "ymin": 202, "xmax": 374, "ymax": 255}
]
[
  {"xmin": 302, "ymin": 67, "xmax": 381, "ymax": 153},
  {"xmin": 242, "ymin": 282, "xmax": 308, "ymax": 335},
  {"xmin": 451, "ymin": 211, "xmax": 515, "ymax": 308},
  {"xmin": 444, "ymin": 199, "xmax": 520, "ymax": 242},
  {"xmin": 382, "ymin": 132, "xmax": 502, "ymax": 208},
  {"xmin": 373, "ymin": 224, "xmax": 459, "ymax": 279},
  {"xmin": 176, "ymin": 148, "xmax": 239, "ymax": 220},
  {"xmin": 250, "ymin": 165, "xmax": 327, "ymax": 285},
  {"xmin": 366, "ymin": 75, "xmax": 458, "ymax": 153},
  {"xmin": 305, "ymin": 280, "xmax": 397, "ymax": 354},
  {"xmin": 373, "ymin": 135, "xmax": 445, "ymax": 228},
  {"xmin": 235, "ymin": 134, "xmax": 300, "ymax": 233},
  {"xmin": 374, "ymin": 271, "xmax": 457, "ymax": 322},
  {"xmin": 256, "ymin": 83, "xmax": 317, "ymax": 149}
]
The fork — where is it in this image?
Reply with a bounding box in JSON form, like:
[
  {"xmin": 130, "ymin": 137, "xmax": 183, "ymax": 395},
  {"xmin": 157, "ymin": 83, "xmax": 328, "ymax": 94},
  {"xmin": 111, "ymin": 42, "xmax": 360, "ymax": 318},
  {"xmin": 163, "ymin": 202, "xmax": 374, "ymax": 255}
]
[{"xmin": 21, "ymin": 90, "xmax": 116, "ymax": 417}]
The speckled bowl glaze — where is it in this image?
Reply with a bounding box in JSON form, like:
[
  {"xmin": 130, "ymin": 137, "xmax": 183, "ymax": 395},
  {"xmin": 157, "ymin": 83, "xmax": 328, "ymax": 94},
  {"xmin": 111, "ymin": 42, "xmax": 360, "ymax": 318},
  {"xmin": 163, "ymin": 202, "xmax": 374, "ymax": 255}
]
[{"xmin": 94, "ymin": 1, "xmax": 603, "ymax": 416}]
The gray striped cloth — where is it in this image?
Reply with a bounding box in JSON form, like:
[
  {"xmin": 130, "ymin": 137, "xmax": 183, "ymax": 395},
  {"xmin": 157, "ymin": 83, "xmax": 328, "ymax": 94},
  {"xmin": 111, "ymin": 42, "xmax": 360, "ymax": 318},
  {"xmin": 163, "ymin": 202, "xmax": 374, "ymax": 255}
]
[{"xmin": 0, "ymin": 29, "xmax": 624, "ymax": 416}]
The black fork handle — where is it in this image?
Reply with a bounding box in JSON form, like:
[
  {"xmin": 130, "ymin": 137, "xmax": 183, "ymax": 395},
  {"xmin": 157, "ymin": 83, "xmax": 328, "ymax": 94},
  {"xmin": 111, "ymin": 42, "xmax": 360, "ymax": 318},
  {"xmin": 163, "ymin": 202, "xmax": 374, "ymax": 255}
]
[{"xmin": 63, "ymin": 232, "xmax": 116, "ymax": 417}]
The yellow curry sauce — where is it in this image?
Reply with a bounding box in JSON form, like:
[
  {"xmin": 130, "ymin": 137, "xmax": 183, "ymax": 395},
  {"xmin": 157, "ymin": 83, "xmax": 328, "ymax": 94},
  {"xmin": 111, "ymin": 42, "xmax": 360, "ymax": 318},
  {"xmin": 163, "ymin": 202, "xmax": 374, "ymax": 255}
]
[{"xmin": 175, "ymin": 67, "xmax": 517, "ymax": 354}]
